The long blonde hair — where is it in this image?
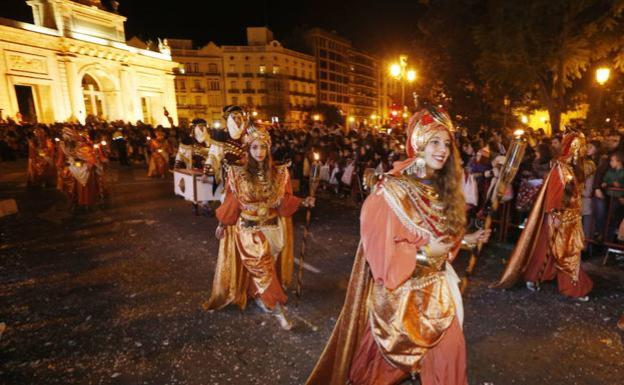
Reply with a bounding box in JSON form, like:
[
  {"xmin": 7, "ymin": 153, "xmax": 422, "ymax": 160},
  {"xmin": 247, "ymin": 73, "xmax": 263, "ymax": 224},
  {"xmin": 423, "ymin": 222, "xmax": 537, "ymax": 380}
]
[{"xmin": 433, "ymin": 134, "xmax": 466, "ymax": 237}]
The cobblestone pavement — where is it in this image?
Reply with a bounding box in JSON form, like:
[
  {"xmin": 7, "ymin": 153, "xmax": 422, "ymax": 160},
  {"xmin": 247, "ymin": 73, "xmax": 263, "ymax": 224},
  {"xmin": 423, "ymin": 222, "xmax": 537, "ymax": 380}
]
[{"xmin": 1, "ymin": 160, "xmax": 623, "ymax": 385}]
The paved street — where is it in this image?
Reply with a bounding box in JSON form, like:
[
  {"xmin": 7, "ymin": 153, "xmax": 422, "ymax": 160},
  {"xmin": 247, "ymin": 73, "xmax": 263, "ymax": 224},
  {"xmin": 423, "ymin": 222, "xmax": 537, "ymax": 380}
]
[{"xmin": 1, "ymin": 160, "xmax": 623, "ymax": 385}]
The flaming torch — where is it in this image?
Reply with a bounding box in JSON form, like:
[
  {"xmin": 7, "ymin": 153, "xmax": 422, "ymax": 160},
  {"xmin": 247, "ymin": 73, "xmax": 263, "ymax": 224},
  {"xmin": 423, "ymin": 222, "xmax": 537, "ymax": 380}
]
[
  {"xmin": 296, "ymin": 152, "xmax": 321, "ymax": 298},
  {"xmin": 461, "ymin": 129, "xmax": 527, "ymax": 293}
]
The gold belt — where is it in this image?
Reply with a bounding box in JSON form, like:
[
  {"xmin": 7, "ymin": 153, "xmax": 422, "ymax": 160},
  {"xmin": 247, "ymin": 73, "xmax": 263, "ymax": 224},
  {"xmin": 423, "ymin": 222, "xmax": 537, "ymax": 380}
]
[{"xmin": 240, "ymin": 216, "xmax": 278, "ymax": 228}]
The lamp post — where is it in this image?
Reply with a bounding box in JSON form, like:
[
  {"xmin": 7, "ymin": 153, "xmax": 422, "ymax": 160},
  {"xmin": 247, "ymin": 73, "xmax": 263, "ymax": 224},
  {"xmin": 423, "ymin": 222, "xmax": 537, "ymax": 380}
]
[
  {"xmin": 389, "ymin": 55, "xmax": 417, "ymax": 117},
  {"xmin": 595, "ymin": 67, "xmax": 611, "ymax": 128}
]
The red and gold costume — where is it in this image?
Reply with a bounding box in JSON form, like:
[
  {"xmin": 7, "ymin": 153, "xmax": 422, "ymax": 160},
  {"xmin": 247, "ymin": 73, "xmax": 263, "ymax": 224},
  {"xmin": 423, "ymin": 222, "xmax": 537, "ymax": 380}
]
[
  {"xmin": 147, "ymin": 131, "xmax": 172, "ymax": 178},
  {"xmin": 492, "ymin": 133, "xmax": 593, "ymax": 298},
  {"xmin": 56, "ymin": 128, "xmax": 106, "ymax": 208},
  {"xmin": 306, "ymin": 108, "xmax": 466, "ymax": 385},
  {"xmin": 27, "ymin": 128, "xmax": 56, "ymax": 187},
  {"xmin": 205, "ymin": 126, "xmax": 301, "ymax": 311}
]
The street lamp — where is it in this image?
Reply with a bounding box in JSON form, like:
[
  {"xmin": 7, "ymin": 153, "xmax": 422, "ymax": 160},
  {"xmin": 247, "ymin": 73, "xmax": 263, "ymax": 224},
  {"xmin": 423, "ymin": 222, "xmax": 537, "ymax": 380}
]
[
  {"xmin": 596, "ymin": 67, "xmax": 610, "ymax": 85},
  {"xmin": 595, "ymin": 67, "xmax": 611, "ymax": 128},
  {"xmin": 388, "ymin": 55, "xmax": 417, "ymax": 114}
]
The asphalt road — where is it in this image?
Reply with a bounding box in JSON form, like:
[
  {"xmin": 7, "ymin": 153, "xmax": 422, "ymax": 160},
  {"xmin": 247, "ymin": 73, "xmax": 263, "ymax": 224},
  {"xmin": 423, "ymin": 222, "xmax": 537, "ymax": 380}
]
[{"xmin": 1, "ymin": 160, "xmax": 623, "ymax": 385}]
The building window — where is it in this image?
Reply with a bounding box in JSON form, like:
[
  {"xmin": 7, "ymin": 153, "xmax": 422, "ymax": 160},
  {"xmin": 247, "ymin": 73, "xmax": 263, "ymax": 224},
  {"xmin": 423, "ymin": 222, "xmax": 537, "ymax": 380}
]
[
  {"xmin": 180, "ymin": 96, "xmax": 186, "ymax": 105},
  {"xmin": 244, "ymin": 64, "xmax": 251, "ymax": 73},
  {"xmin": 232, "ymin": 96, "xmax": 238, "ymax": 104},
  {"xmin": 259, "ymin": 65, "xmax": 266, "ymax": 74},
  {"xmin": 179, "ymin": 80, "xmax": 186, "ymax": 90},
  {"xmin": 245, "ymin": 81, "xmax": 252, "ymax": 89},
  {"xmin": 195, "ymin": 96, "xmax": 202, "ymax": 105},
  {"xmin": 194, "ymin": 80, "xmax": 201, "ymax": 89},
  {"xmin": 208, "ymin": 63, "xmax": 217, "ymax": 73},
  {"xmin": 185, "ymin": 63, "xmax": 191, "ymax": 73},
  {"xmin": 260, "ymin": 96, "xmax": 267, "ymax": 106},
  {"xmin": 246, "ymin": 96, "xmax": 253, "ymax": 106},
  {"xmin": 228, "ymin": 64, "xmax": 235, "ymax": 73},
  {"xmin": 210, "ymin": 81, "xmax": 220, "ymax": 90},
  {"xmin": 193, "ymin": 63, "xmax": 199, "ymax": 73},
  {"xmin": 230, "ymin": 80, "xmax": 237, "ymax": 89},
  {"xmin": 272, "ymin": 65, "xmax": 280, "ymax": 74},
  {"xmin": 320, "ymin": 49, "xmax": 327, "ymax": 58}
]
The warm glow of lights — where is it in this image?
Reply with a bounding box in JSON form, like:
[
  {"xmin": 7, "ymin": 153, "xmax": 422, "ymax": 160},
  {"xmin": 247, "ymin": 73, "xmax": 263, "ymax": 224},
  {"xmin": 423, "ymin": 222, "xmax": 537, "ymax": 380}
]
[
  {"xmin": 540, "ymin": 117, "xmax": 547, "ymax": 123},
  {"xmin": 101, "ymin": 140, "xmax": 107, "ymax": 146},
  {"xmin": 252, "ymin": 111, "xmax": 258, "ymax": 117},
  {"xmin": 313, "ymin": 114, "xmax": 321, "ymax": 121},
  {"xmin": 513, "ymin": 129, "xmax": 525, "ymax": 137},
  {"xmin": 214, "ymin": 121, "xmax": 221, "ymax": 128},
  {"xmin": 407, "ymin": 70, "xmax": 416, "ymax": 82},
  {"xmin": 146, "ymin": 136, "xmax": 151, "ymax": 140},
  {"xmin": 520, "ymin": 115, "xmax": 529, "ymax": 124},
  {"xmin": 314, "ymin": 152, "xmax": 320, "ymax": 161},
  {"xmin": 389, "ymin": 64, "xmax": 401, "ymax": 78},
  {"xmin": 94, "ymin": 144, "xmax": 100, "ymax": 149},
  {"xmin": 388, "ymin": 128, "xmax": 393, "ymax": 134},
  {"xmin": 606, "ymin": 117, "xmax": 611, "ymax": 122},
  {"xmin": 348, "ymin": 116, "xmax": 355, "ymax": 123},
  {"xmin": 400, "ymin": 144, "xmax": 405, "ymax": 150},
  {"xmin": 370, "ymin": 114, "xmax": 377, "ymax": 120},
  {"xmin": 257, "ymin": 119, "xmax": 263, "ymax": 123},
  {"xmin": 391, "ymin": 110, "xmax": 398, "ymax": 117},
  {"xmin": 54, "ymin": 137, "xmax": 60, "ymax": 142},
  {"xmin": 596, "ymin": 67, "xmax": 610, "ymax": 85},
  {"xmin": 402, "ymin": 112, "xmax": 409, "ymax": 118}
]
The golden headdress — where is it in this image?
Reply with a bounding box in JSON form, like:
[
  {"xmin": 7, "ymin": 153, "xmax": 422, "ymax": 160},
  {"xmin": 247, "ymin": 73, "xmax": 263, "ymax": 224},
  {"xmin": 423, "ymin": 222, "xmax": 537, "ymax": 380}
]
[
  {"xmin": 405, "ymin": 106, "xmax": 454, "ymax": 177},
  {"xmin": 243, "ymin": 123, "xmax": 271, "ymax": 147}
]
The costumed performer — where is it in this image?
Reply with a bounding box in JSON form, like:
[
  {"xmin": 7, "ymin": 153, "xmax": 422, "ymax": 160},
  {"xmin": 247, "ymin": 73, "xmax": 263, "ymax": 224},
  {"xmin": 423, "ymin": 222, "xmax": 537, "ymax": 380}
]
[
  {"xmin": 204, "ymin": 123, "xmax": 315, "ymax": 330},
  {"xmin": 305, "ymin": 107, "xmax": 490, "ymax": 385},
  {"xmin": 491, "ymin": 132, "xmax": 594, "ymax": 300}
]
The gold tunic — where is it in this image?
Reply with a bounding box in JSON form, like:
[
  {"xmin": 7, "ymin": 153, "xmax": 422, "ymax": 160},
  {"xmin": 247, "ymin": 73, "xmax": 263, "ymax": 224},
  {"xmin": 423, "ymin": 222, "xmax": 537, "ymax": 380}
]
[{"xmin": 369, "ymin": 175, "xmax": 457, "ymax": 373}]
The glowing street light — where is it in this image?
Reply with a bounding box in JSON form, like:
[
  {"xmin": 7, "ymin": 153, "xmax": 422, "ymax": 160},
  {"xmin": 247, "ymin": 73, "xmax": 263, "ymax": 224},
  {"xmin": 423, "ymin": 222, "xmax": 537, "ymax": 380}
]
[
  {"xmin": 520, "ymin": 115, "xmax": 529, "ymax": 124},
  {"xmin": 312, "ymin": 114, "xmax": 321, "ymax": 121},
  {"xmin": 389, "ymin": 64, "xmax": 401, "ymax": 78},
  {"xmin": 348, "ymin": 116, "xmax": 355, "ymax": 123},
  {"xmin": 596, "ymin": 67, "xmax": 610, "ymax": 85},
  {"xmin": 388, "ymin": 55, "xmax": 417, "ymax": 115}
]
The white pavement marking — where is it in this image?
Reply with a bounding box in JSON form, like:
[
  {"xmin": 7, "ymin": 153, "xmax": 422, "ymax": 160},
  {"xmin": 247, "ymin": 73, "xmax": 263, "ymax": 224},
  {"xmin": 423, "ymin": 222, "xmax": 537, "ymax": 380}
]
[{"xmin": 293, "ymin": 259, "xmax": 321, "ymax": 274}]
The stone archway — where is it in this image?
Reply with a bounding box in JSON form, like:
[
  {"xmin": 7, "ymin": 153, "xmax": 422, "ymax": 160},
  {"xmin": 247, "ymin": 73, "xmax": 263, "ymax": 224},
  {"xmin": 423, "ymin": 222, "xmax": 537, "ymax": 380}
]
[{"xmin": 77, "ymin": 64, "xmax": 121, "ymax": 122}]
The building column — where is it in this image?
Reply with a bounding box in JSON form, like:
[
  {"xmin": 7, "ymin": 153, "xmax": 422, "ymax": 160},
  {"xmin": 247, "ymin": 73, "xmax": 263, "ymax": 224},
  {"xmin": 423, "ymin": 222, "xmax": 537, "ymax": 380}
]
[{"xmin": 63, "ymin": 58, "xmax": 83, "ymax": 123}]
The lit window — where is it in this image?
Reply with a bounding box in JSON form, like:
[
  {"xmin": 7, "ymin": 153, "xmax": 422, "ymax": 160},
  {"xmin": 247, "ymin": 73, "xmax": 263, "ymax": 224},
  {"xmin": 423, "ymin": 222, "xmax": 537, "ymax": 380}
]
[{"xmin": 259, "ymin": 65, "xmax": 266, "ymax": 74}]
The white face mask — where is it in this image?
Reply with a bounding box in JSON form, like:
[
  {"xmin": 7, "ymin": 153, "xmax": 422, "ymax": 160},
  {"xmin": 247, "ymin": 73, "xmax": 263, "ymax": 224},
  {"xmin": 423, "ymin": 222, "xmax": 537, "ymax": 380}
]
[
  {"xmin": 193, "ymin": 125, "xmax": 207, "ymax": 144},
  {"xmin": 227, "ymin": 114, "xmax": 244, "ymax": 140}
]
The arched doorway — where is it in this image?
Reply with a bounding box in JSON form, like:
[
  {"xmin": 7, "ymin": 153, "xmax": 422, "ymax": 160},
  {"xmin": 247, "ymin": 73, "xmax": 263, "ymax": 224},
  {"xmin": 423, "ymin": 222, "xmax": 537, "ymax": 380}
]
[{"xmin": 81, "ymin": 74, "xmax": 106, "ymax": 119}]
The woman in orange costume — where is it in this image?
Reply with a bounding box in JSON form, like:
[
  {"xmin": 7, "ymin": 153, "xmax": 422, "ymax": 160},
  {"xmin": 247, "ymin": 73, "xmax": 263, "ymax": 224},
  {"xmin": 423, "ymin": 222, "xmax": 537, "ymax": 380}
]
[
  {"xmin": 305, "ymin": 107, "xmax": 489, "ymax": 385},
  {"xmin": 27, "ymin": 127, "xmax": 56, "ymax": 187},
  {"xmin": 491, "ymin": 132, "xmax": 593, "ymax": 300},
  {"xmin": 204, "ymin": 124, "xmax": 315, "ymax": 329},
  {"xmin": 57, "ymin": 128, "xmax": 106, "ymax": 209},
  {"xmin": 147, "ymin": 129, "xmax": 172, "ymax": 178}
]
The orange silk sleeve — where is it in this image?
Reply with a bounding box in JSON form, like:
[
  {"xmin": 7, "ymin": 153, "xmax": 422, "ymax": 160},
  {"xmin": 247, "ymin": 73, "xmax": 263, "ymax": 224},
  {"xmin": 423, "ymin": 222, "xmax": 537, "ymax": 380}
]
[
  {"xmin": 215, "ymin": 185, "xmax": 241, "ymax": 225},
  {"xmin": 360, "ymin": 190, "xmax": 428, "ymax": 290},
  {"xmin": 544, "ymin": 165, "xmax": 565, "ymax": 212},
  {"xmin": 277, "ymin": 173, "xmax": 302, "ymax": 217}
]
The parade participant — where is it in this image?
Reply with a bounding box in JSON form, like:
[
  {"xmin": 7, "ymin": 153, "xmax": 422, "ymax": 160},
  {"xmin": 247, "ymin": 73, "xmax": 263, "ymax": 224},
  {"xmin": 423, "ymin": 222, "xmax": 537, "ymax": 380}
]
[
  {"xmin": 491, "ymin": 132, "xmax": 594, "ymax": 300},
  {"xmin": 204, "ymin": 105, "xmax": 246, "ymax": 181},
  {"xmin": 56, "ymin": 127, "xmax": 106, "ymax": 210},
  {"xmin": 27, "ymin": 126, "xmax": 56, "ymax": 187},
  {"xmin": 204, "ymin": 123, "xmax": 315, "ymax": 330},
  {"xmin": 305, "ymin": 107, "xmax": 490, "ymax": 385},
  {"xmin": 174, "ymin": 118, "xmax": 209, "ymax": 170},
  {"xmin": 147, "ymin": 129, "xmax": 172, "ymax": 178}
]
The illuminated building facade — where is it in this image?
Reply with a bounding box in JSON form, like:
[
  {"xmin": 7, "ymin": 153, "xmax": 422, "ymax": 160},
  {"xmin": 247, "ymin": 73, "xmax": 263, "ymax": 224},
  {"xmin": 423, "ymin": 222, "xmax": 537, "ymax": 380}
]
[{"xmin": 0, "ymin": 0, "xmax": 178, "ymax": 126}]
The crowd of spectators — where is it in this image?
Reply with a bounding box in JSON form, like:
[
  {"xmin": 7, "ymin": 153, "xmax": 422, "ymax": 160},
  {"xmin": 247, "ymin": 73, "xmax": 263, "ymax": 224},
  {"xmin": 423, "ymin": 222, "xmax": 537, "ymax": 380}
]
[{"xmin": 3, "ymin": 116, "xmax": 624, "ymax": 249}]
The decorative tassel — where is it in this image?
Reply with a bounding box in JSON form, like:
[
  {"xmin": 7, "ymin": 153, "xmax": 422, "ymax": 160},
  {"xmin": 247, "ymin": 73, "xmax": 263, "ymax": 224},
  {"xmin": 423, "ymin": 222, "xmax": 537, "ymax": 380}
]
[{"xmin": 415, "ymin": 157, "xmax": 427, "ymax": 178}]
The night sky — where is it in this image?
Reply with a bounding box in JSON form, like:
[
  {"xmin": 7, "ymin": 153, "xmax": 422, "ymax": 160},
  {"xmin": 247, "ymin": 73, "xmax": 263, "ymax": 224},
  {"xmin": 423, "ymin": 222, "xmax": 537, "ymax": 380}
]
[{"xmin": 0, "ymin": 0, "xmax": 426, "ymax": 56}]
